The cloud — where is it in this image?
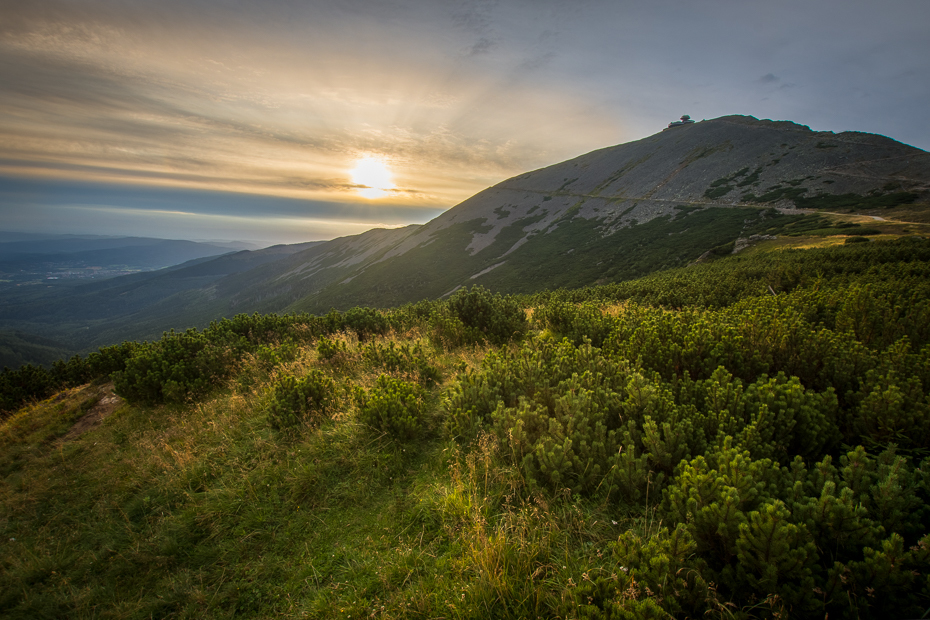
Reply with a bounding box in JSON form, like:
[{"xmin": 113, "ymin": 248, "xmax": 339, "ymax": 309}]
[
  {"xmin": 0, "ymin": 0, "xmax": 928, "ymax": 243},
  {"xmin": 468, "ymin": 37, "xmax": 495, "ymax": 56},
  {"xmin": 451, "ymin": 0, "xmax": 499, "ymax": 35},
  {"xmin": 0, "ymin": 2, "xmax": 618, "ymax": 212},
  {"xmin": 0, "ymin": 174, "xmax": 445, "ymax": 243}
]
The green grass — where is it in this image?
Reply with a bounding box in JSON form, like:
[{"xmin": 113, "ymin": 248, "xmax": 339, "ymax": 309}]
[
  {"xmin": 0, "ymin": 338, "xmax": 637, "ymax": 619},
  {"xmin": 480, "ymin": 207, "xmax": 799, "ymax": 293},
  {"xmin": 741, "ymin": 183, "xmax": 921, "ymax": 213},
  {"xmin": 4, "ymin": 239, "xmax": 930, "ymax": 618}
]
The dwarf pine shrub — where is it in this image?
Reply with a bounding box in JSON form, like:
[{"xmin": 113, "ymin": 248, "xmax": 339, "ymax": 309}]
[
  {"xmin": 535, "ymin": 300, "xmax": 615, "ymax": 347},
  {"xmin": 656, "ymin": 439, "xmax": 930, "ymax": 616},
  {"xmin": 430, "ymin": 285, "xmax": 527, "ymax": 349},
  {"xmin": 359, "ymin": 375, "xmax": 425, "ymax": 440},
  {"xmin": 316, "ymin": 336, "xmax": 349, "ymax": 364},
  {"xmin": 444, "ymin": 337, "xmax": 646, "ymax": 496},
  {"xmin": 361, "ymin": 341, "xmax": 441, "ymax": 386},
  {"xmin": 343, "ymin": 306, "xmax": 390, "ymax": 341},
  {"xmin": 113, "ymin": 329, "xmax": 234, "ymax": 404},
  {"xmin": 592, "ymin": 524, "xmax": 709, "ymax": 617},
  {"xmin": 266, "ymin": 370, "xmax": 337, "ymax": 430}
]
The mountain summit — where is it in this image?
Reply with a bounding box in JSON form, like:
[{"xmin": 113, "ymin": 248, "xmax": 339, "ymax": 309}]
[
  {"xmin": 2, "ymin": 115, "xmax": 928, "ymax": 353},
  {"xmin": 233, "ymin": 114, "xmax": 928, "ymax": 313}
]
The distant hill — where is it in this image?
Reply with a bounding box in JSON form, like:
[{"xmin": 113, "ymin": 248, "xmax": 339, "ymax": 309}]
[
  {"xmin": 0, "ymin": 235, "xmax": 258, "ymax": 279},
  {"xmin": 1, "ymin": 115, "xmax": 928, "ymax": 361},
  {"xmin": 0, "ymin": 331, "xmax": 72, "ymax": 369},
  {"xmin": 0, "ymin": 241, "xmax": 321, "ymax": 362}
]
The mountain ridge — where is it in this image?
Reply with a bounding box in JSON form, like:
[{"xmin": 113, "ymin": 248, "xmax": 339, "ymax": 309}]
[
  {"xmin": 2, "ymin": 114, "xmax": 928, "ymax": 359},
  {"xmin": 264, "ymin": 114, "xmax": 927, "ymax": 311}
]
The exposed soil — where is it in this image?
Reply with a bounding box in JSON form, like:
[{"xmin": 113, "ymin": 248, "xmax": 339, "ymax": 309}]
[{"xmin": 56, "ymin": 387, "xmax": 124, "ymax": 444}]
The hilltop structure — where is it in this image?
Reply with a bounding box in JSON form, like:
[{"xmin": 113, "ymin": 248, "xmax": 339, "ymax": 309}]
[{"xmin": 667, "ymin": 114, "xmax": 696, "ymax": 128}]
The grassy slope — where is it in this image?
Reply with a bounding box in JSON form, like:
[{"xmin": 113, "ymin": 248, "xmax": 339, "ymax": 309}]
[
  {"xmin": 2, "ymin": 338, "xmax": 611, "ymax": 619},
  {"xmin": 3, "ymin": 238, "xmax": 930, "ymax": 618},
  {"xmin": 285, "ymin": 207, "xmax": 878, "ymax": 314}
]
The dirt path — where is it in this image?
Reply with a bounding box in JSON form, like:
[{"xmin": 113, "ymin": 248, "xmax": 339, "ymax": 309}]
[
  {"xmin": 55, "ymin": 386, "xmax": 124, "ymax": 444},
  {"xmin": 815, "ymin": 211, "xmax": 930, "ymax": 226}
]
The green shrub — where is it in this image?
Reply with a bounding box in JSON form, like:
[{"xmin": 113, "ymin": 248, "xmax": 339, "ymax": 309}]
[
  {"xmin": 431, "ymin": 285, "xmax": 527, "ymax": 348},
  {"xmin": 852, "ymin": 367, "xmax": 930, "ymax": 452},
  {"xmin": 387, "ymin": 299, "xmax": 437, "ymax": 333},
  {"xmin": 658, "ymin": 441, "xmax": 930, "ymax": 616},
  {"xmin": 444, "ymin": 338, "xmax": 643, "ymax": 497},
  {"xmin": 358, "ymin": 375, "xmax": 425, "ymax": 440},
  {"xmin": 361, "ymin": 341, "xmax": 441, "ymax": 386},
  {"xmin": 535, "ymin": 301, "xmax": 615, "ymax": 347},
  {"xmin": 605, "ymin": 524, "xmax": 709, "ymax": 617},
  {"xmin": 266, "ymin": 370, "xmax": 337, "ymax": 430},
  {"xmin": 255, "ymin": 342, "xmax": 299, "ymax": 369},
  {"xmin": 796, "ymin": 191, "xmax": 919, "ymax": 210},
  {"xmin": 343, "ymin": 306, "xmax": 390, "ymax": 341},
  {"xmin": 113, "ymin": 329, "xmax": 234, "ymax": 404},
  {"xmin": 426, "ymin": 312, "xmax": 469, "ymax": 350},
  {"xmin": 0, "ymin": 363, "xmax": 55, "ymax": 417},
  {"xmin": 675, "ymin": 367, "xmax": 840, "ymax": 463},
  {"xmin": 703, "ymin": 184, "xmax": 733, "ymax": 199},
  {"xmin": 86, "ymin": 341, "xmax": 139, "ymax": 378},
  {"xmin": 204, "ymin": 312, "xmax": 322, "ymax": 346},
  {"xmin": 316, "ymin": 337, "xmax": 349, "ymax": 363},
  {"xmin": 0, "ymin": 339, "xmax": 142, "ymax": 417}
]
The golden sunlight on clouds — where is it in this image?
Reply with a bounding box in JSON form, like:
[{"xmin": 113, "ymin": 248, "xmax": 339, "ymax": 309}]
[
  {"xmin": 0, "ymin": 1, "xmax": 627, "ymax": 222},
  {"xmin": 5, "ymin": 1, "xmax": 922, "ymax": 244},
  {"xmin": 350, "ymin": 157, "xmax": 394, "ymax": 199}
]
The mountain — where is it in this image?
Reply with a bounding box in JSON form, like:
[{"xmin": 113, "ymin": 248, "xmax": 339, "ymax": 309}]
[
  {"xmin": 234, "ymin": 114, "xmax": 930, "ymax": 312},
  {"xmin": 0, "ymin": 331, "xmax": 73, "ymax": 369},
  {"xmin": 0, "ymin": 234, "xmax": 245, "ymax": 257},
  {"xmin": 0, "ymin": 234, "xmax": 260, "ymax": 294},
  {"xmin": 2, "ymin": 115, "xmax": 929, "ymax": 360}
]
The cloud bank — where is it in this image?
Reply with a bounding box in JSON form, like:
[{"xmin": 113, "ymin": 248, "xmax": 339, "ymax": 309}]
[{"xmin": 1, "ymin": 0, "xmax": 927, "ymax": 243}]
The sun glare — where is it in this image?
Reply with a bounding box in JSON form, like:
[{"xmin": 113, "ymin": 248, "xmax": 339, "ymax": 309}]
[{"xmin": 350, "ymin": 157, "xmax": 394, "ymax": 199}]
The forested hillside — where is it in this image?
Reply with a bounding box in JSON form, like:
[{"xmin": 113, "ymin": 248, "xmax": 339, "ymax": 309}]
[{"xmin": 1, "ymin": 237, "xmax": 929, "ymax": 618}]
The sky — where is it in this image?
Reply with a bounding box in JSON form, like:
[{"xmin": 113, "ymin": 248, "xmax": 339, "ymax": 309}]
[{"xmin": 1, "ymin": 0, "xmax": 928, "ymax": 246}]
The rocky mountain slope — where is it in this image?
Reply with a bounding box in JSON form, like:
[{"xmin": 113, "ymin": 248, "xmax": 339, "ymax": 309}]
[
  {"xmin": 3, "ymin": 115, "xmax": 929, "ymax": 356},
  {"xmin": 240, "ymin": 114, "xmax": 929, "ymax": 312}
]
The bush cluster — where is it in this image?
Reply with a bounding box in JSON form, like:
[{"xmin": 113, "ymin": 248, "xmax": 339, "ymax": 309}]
[
  {"xmin": 429, "ymin": 285, "xmax": 527, "ymax": 349},
  {"xmin": 112, "ymin": 329, "xmax": 235, "ymax": 404},
  {"xmin": 0, "ymin": 341, "xmax": 138, "ymax": 417},
  {"xmin": 266, "ymin": 370, "xmax": 337, "ymax": 431},
  {"xmin": 342, "ymin": 306, "xmax": 391, "ymax": 341},
  {"xmin": 445, "ymin": 327, "xmax": 930, "ymax": 616},
  {"xmin": 3, "ymin": 309, "xmax": 402, "ymax": 411},
  {"xmin": 442, "ymin": 238, "xmax": 930, "ymax": 617},
  {"xmin": 358, "ymin": 375, "xmax": 425, "ymax": 440},
  {"xmin": 361, "ymin": 341, "xmax": 441, "ymax": 386},
  {"xmin": 316, "ymin": 337, "xmax": 349, "ymax": 364}
]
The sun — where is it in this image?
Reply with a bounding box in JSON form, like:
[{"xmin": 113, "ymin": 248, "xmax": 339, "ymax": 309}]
[{"xmin": 350, "ymin": 157, "xmax": 394, "ymax": 199}]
